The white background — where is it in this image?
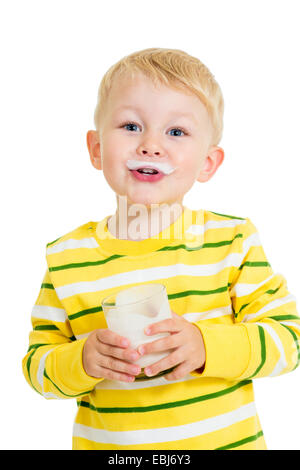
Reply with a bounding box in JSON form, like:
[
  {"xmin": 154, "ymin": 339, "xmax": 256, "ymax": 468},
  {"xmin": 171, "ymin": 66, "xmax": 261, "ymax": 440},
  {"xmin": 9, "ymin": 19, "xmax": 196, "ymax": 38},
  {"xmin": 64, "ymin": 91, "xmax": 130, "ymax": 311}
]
[{"xmin": 1, "ymin": 0, "xmax": 299, "ymax": 450}]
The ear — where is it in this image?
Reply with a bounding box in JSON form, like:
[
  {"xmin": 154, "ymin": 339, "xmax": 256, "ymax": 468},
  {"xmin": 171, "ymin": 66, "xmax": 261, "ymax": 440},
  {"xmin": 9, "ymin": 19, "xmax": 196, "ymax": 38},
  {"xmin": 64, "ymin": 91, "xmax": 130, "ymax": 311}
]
[
  {"xmin": 197, "ymin": 146, "xmax": 224, "ymax": 183},
  {"xmin": 86, "ymin": 130, "xmax": 102, "ymax": 170}
]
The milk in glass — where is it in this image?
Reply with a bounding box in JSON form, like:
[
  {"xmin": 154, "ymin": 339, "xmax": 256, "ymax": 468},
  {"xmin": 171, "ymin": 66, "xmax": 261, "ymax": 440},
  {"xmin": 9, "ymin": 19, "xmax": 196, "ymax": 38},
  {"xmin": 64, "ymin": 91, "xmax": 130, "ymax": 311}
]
[{"xmin": 102, "ymin": 284, "xmax": 172, "ymax": 368}]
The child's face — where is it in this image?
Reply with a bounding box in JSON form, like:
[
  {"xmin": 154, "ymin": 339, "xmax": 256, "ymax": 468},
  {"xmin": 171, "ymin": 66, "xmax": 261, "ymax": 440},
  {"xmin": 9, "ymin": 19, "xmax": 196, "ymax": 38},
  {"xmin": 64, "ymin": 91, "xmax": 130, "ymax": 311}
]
[{"xmin": 88, "ymin": 73, "xmax": 224, "ymax": 208}]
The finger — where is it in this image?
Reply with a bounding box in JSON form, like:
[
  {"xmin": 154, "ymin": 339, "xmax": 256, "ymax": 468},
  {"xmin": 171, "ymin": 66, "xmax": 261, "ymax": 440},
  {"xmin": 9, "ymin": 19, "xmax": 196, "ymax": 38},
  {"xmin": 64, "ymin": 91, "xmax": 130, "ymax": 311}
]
[
  {"xmin": 98, "ymin": 342, "xmax": 141, "ymax": 363},
  {"xmin": 94, "ymin": 365, "xmax": 137, "ymax": 383},
  {"xmin": 145, "ymin": 318, "xmax": 181, "ymax": 336},
  {"xmin": 138, "ymin": 332, "xmax": 180, "ymax": 356},
  {"xmin": 164, "ymin": 360, "xmax": 191, "ymax": 381},
  {"xmin": 98, "ymin": 354, "xmax": 141, "ymax": 377},
  {"xmin": 96, "ymin": 329, "xmax": 131, "ymax": 348},
  {"xmin": 144, "ymin": 348, "xmax": 183, "ymax": 377}
]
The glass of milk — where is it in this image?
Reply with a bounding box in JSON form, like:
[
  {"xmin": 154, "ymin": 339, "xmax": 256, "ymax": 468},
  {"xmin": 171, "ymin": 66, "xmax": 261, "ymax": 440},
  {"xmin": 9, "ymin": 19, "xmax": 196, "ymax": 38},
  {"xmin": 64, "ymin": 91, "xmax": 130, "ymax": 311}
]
[{"xmin": 101, "ymin": 283, "xmax": 172, "ymax": 372}]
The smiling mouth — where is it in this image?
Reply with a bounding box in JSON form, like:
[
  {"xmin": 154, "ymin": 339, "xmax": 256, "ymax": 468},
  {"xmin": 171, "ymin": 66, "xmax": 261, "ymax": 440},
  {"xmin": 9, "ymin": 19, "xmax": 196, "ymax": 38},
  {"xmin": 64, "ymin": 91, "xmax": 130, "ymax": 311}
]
[
  {"xmin": 134, "ymin": 168, "xmax": 159, "ymax": 175},
  {"xmin": 126, "ymin": 159, "xmax": 177, "ymax": 175},
  {"xmin": 129, "ymin": 168, "xmax": 165, "ymax": 182}
]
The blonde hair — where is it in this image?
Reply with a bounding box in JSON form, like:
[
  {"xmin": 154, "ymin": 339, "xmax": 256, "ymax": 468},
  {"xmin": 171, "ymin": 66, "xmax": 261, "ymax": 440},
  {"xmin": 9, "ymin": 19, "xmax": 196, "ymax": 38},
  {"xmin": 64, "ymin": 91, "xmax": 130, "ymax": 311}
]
[{"xmin": 94, "ymin": 47, "xmax": 224, "ymax": 146}]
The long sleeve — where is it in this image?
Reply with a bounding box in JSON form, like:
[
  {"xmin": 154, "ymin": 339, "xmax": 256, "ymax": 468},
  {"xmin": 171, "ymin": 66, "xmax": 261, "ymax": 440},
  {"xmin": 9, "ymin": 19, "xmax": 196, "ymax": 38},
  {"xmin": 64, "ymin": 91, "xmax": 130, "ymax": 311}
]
[
  {"xmin": 22, "ymin": 269, "xmax": 101, "ymax": 399},
  {"xmin": 191, "ymin": 218, "xmax": 300, "ymax": 380}
]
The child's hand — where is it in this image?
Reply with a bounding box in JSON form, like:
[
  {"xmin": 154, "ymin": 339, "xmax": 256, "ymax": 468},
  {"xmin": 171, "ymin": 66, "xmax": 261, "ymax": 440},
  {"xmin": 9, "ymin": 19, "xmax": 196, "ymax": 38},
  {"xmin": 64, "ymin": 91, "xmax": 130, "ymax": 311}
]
[
  {"xmin": 137, "ymin": 311, "xmax": 206, "ymax": 381},
  {"xmin": 82, "ymin": 329, "xmax": 142, "ymax": 382}
]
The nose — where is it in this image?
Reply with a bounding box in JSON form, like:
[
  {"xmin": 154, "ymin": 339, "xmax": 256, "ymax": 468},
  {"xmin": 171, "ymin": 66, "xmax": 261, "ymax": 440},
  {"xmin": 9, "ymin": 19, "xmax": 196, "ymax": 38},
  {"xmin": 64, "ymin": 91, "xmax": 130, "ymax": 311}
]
[
  {"xmin": 140, "ymin": 149, "xmax": 161, "ymax": 156},
  {"xmin": 136, "ymin": 133, "xmax": 165, "ymax": 158}
]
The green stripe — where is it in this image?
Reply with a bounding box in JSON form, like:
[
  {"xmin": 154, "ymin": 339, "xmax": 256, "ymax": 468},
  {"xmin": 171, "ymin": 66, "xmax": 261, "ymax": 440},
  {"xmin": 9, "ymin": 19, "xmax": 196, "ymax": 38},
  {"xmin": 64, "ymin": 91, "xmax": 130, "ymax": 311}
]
[
  {"xmin": 215, "ymin": 430, "xmax": 264, "ymax": 450},
  {"xmin": 247, "ymin": 326, "xmax": 266, "ymax": 379},
  {"xmin": 234, "ymin": 302, "xmax": 249, "ymax": 318},
  {"xmin": 202, "ymin": 233, "xmax": 243, "ymax": 247},
  {"xmin": 31, "ymin": 326, "xmax": 75, "ymax": 342},
  {"xmin": 159, "ymin": 233, "xmax": 243, "ymax": 252},
  {"xmin": 49, "ymin": 254, "xmax": 124, "ymax": 272},
  {"xmin": 69, "ymin": 287, "xmax": 229, "ymax": 321},
  {"xmin": 77, "ymin": 380, "xmax": 251, "ymax": 414},
  {"xmin": 48, "ymin": 234, "xmax": 244, "ymax": 272},
  {"xmin": 41, "ymin": 283, "xmax": 54, "ymax": 289},
  {"xmin": 43, "ymin": 369, "xmax": 93, "ymax": 398},
  {"xmin": 69, "ymin": 306, "xmax": 103, "ymax": 321},
  {"xmin": 46, "ymin": 237, "xmax": 62, "ymax": 247},
  {"xmin": 280, "ymin": 323, "xmax": 300, "ymax": 371},
  {"xmin": 158, "ymin": 243, "xmax": 204, "ymax": 252},
  {"xmin": 209, "ymin": 211, "xmax": 246, "ymax": 220},
  {"xmin": 239, "ymin": 261, "xmax": 270, "ymax": 270},
  {"xmin": 27, "ymin": 343, "xmax": 49, "ymax": 353},
  {"xmin": 33, "ymin": 324, "xmax": 59, "ymax": 331},
  {"xmin": 26, "ymin": 349, "xmax": 43, "ymax": 396},
  {"xmin": 168, "ymin": 286, "xmax": 228, "ymax": 300},
  {"xmin": 270, "ymin": 314, "xmax": 299, "ymax": 321},
  {"xmin": 266, "ymin": 286, "xmax": 280, "ymax": 295}
]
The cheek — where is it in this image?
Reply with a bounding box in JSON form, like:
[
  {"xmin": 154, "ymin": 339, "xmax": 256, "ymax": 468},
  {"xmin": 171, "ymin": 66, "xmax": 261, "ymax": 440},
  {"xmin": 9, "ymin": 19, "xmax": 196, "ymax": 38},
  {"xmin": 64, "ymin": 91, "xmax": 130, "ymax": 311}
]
[
  {"xmin": 101, "ymin": 137, "xmax": 120, "ymax": 171},
  {"xmin": 177, "ymin": 156, "xmax": 201, "ymax": 178},
  {"xmin": 103, "ymin": 133, "xmax": 133, "ymax": 157},
  {"xmin": 173, "ymin": 157, "xmax": 203, "ymax": 190}
]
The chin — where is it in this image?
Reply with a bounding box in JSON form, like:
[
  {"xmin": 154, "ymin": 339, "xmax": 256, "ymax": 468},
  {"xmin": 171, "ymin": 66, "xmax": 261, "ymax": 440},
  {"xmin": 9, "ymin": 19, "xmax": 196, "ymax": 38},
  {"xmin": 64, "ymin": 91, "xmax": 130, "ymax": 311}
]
[
  {"xmin": 131, "ymin": 199, "xmax": 156, "ymax": 208},
  {"xmin": 126, "ymin": 192, "xmax": 161, "ymax": 208}
]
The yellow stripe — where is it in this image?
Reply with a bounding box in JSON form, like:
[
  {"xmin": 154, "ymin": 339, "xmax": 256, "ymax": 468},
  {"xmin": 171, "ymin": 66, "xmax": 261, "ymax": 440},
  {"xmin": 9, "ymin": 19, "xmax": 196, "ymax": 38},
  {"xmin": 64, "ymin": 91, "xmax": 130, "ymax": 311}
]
[{"xmin": 76, "ymin": 383, "xmax": 254, "ymax": 431}]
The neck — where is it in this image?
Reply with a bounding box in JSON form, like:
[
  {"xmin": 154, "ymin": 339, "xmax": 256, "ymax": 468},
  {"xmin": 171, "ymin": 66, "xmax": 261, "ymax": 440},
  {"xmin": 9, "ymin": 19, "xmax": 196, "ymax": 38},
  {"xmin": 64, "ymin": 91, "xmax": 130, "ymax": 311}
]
[{"xmin": 108, "ymin": 196, "xmax": 184, "ymax": 241}]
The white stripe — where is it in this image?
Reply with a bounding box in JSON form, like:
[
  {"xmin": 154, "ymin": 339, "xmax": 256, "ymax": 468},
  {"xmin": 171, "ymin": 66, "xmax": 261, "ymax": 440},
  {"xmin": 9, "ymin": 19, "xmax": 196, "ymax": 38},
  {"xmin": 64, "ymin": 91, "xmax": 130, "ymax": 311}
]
[
  {"xmin": 241, "ymin": 232, "xmax": 261, "ymax": 256},
  {"xmin": 31, "ymin": 305, "xmax": 67, "ymax": 323},
  {"xmin": 73, "ymin": 402, "xmax": 257, "ymax": 445},
  {"xmin": 202, "ymin": 218, "xmax": 247, "ymax": 231},
  {"xmin": 43, "ymin": 392, "xmax": 64, "ymax": 400},
  {"xmin": 242, "ymin": 294, "xmax": 297, "ymax": 322},
  {"xmin": 37, "ymin": 348, "xmax": 56, "ymax": 396},
  {"xmin": 185, "ymin": 225, "xmax": 204, "ymax": 236},
  {"xmin": 55, "ymin": 252, "xmax": 242, "ymax": 300},
  {"xmin": 280, "ymin": 321, "xmax": 300, "ymax": 331},
  {"xmin": 37, "ymin": 348, "xmax": 65, "ymax": 399},
  {"xmin": 256, "ymin": 322, "xmax": 287, "ymax": 376},
  {"xmin": 183, "ymin": 306, "xmax": 232, "ymax": 322},
  {"xmin": 76, "ymin": 332, "xmax": 89, "ymax": 341},
  {"xmin": 230, "ymin": 274, "xmax": 275, "ymax": 298},
  {"xmin": 94, "ymin": 374, "xmax": 197, "ymax": 391},
  {"xmin": 46, "ymin": 237, "xmax": 99, "ymax": 255}
]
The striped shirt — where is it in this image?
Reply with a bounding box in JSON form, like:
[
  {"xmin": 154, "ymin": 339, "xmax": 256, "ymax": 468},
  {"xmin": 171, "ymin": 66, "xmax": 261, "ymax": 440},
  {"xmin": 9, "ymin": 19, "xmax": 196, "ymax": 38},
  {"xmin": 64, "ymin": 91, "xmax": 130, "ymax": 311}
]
[{"xmin": 22, "ymin": 206, "xmax": 300, "ymax": 450}]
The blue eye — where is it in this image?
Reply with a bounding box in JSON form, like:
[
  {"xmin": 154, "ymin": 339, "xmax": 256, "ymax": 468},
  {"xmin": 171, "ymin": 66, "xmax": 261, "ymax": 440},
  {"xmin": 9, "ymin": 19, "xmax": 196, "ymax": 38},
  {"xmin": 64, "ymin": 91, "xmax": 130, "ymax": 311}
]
[
  {"xmin": 123, "ymin": 122, "xmax": 139, "ymax": 132},
  {"xmin": 122, "ymin": 122, "xmax": 186, "ymax": 136},
  {"xmin": 169, "ymin": 128, "xmax": 185, "ymax": 137}
]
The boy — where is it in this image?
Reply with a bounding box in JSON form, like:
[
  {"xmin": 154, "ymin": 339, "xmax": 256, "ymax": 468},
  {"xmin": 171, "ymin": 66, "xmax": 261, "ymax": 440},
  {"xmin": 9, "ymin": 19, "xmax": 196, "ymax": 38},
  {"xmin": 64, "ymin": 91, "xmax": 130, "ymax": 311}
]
[{"xmin": 22, "ymin": 48, "xmax": 300, "ymax": 450}]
